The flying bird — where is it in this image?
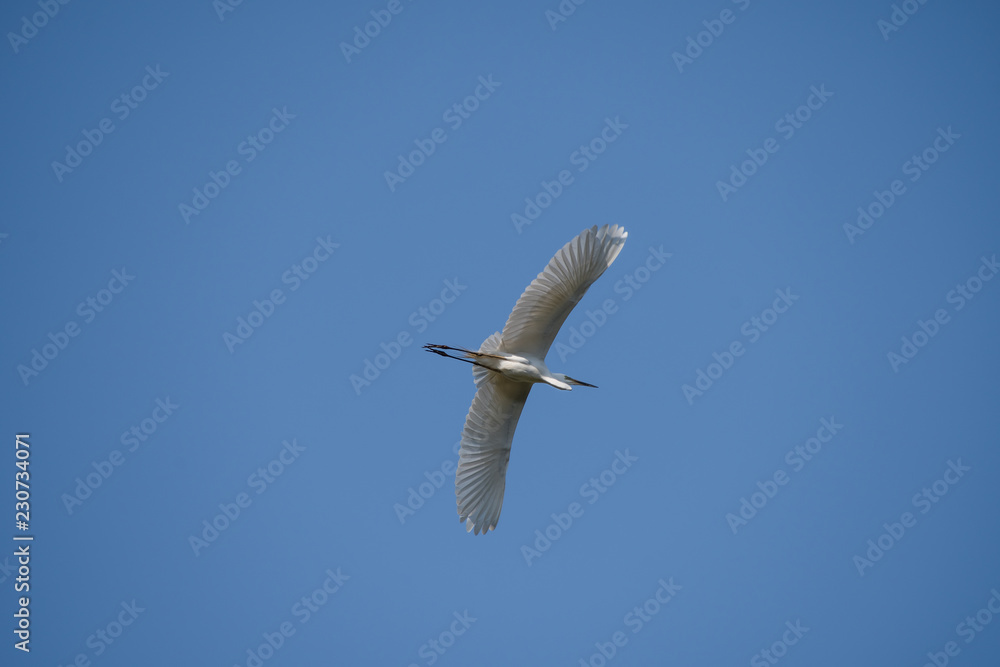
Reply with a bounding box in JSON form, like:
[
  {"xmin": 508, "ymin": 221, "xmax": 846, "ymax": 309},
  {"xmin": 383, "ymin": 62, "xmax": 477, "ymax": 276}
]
[{"xmin": 425, "ymin": 224, "xmax": 627, "ymax": 534}]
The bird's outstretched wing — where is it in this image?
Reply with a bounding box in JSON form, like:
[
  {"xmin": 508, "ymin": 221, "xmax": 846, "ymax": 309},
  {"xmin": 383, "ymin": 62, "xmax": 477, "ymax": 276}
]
[
  {"xmin": 456, "ymin": 365, "xmax": 531, "ymax": 535},
  {"xmin": 500, "ymin": 224, "xmax": 627, "ymax": 359}
]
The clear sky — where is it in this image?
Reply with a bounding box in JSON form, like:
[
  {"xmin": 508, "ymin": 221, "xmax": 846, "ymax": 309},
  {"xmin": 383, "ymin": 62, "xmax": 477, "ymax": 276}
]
[{"xmin": 2, "ymin": 1, "xmax": 999, "ymax": 665}]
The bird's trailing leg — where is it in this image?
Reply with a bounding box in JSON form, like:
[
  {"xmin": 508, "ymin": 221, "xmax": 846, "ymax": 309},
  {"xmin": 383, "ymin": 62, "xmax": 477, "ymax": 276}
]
[{"xmin": 423, "ymin": 344, "xmax": 494, "ymax": 369}]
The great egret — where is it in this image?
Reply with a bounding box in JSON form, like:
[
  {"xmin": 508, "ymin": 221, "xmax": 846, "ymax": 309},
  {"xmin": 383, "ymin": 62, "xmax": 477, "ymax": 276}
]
[{"xmin": 426, "ymin": 224, "xmax": 627, "ymax": 534}]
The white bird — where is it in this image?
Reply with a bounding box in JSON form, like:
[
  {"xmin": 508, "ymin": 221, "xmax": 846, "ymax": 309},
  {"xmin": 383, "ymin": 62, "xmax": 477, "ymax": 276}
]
[{"xmin": 425, "ymin": 224, "xmax": 627, "ymax": 534}]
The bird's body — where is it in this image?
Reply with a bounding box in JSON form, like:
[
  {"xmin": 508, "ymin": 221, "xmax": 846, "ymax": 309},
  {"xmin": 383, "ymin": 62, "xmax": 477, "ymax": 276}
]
[
  {"xmin": 426, "ymin": 224, "xmax": 627, "ymax": 534},
  {"xmin": 424, "ymin": 345, "xmax": 593, "ymax": 391}
]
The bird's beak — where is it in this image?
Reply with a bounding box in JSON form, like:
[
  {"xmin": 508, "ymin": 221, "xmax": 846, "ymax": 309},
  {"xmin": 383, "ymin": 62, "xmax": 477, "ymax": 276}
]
[{"xmin": 564, "ymin": 376, "xmax": 598, "ymax": 388}]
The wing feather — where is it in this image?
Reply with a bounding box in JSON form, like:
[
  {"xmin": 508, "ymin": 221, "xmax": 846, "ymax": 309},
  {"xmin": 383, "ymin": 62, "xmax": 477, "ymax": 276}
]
[
  {"xmin": 499, "ymin": 224, "xmax": 627, "ymax": 359},
  {"xmin": 455, "ymin": 371, "xmax": 531, "ymax": 535}
]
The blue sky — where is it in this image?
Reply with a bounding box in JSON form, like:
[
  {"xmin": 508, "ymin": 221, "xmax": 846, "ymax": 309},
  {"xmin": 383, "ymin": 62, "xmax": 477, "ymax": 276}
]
[{"xmin": 2, "ymin": 1, "xmax": 999, "ymax": 665}]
